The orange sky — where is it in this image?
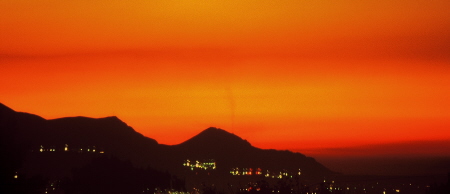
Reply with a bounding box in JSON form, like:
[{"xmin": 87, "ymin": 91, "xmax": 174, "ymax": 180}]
[{"xmin": 1, "ymin": 0, "xmax": 450, "ymax": 157}]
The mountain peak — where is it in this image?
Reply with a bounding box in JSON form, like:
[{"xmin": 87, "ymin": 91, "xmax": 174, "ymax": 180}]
[
  {"xmin": 197, "ymin": 127, "xmax": 242, "ymax": 140},
  {"xmin": 178, "ymin": 127, "xmax": 252, "ymax": 150},
  {"xmin": 100, "ymin": 116, "xmax": 124, "ymax": 123},
  {"xmin": 201, "ymin": 127, "xmax": 232, "ymax": 135}
]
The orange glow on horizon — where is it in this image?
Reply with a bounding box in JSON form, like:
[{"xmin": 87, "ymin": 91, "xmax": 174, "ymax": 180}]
[{"xmin": 1, "ymin": 0, "xmax": 450, "ymax": 157}]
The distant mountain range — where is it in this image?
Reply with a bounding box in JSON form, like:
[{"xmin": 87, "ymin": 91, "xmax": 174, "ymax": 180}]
[{"xmin": 0, "ymin": 103, "xmax": 334, "ymax": 189}]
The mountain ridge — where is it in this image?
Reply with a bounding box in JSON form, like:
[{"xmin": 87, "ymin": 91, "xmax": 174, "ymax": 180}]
[
  {"xmin": 177, "ymin": 127, "xmax": 253, "ymax": 150},
  {"xmin": 0, "ymin": 102, "xmax": 334, "ymax": 185}
]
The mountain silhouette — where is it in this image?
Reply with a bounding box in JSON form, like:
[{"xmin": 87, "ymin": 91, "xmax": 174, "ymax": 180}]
[
  {"xmin": 173, "ymin": 127, "xmax": 327, "ymax": 171},
  {"xmin": 180, "ymin": 127, "xmax": 252, "ymax": 148},
  {"xmin": 175, "ymin": 127, "xmax": 253, "ymax": 157},
  {"xmin": 0, "ymin": 103, "xmax": 334, "ymax": 189},
  {"xmin": 10, "ymin": 112, "xmax": 159, "ymax": 161}
]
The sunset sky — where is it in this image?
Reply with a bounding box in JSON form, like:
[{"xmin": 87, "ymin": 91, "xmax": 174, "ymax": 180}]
[{"xmin": 1, "ymin": 0, "xmax": 450, "ymax": 158}]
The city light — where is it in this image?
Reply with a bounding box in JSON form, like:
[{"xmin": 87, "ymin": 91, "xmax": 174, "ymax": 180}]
[
  {"xmin": 183, "ymin": 159, "xmax": 216, "ymax": 171},
  {"xmin": 36, "ymin": 144, "xmax": 104, "ymax": 154}
]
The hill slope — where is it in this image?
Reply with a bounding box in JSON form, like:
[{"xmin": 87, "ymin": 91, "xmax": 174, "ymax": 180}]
[{"xmin": 0, "ymin": 103, "xmax": 333, "ymax": 184}]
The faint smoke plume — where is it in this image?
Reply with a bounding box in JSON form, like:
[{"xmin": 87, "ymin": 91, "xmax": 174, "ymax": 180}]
[{"xmin": 225, "ymin": 86, "xmax": 236, "ymax": 130}]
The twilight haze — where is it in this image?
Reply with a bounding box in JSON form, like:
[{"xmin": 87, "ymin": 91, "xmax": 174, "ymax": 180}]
[{"xmin": 1, "ymin": 0, "xmax": 450, "ymax": 161}]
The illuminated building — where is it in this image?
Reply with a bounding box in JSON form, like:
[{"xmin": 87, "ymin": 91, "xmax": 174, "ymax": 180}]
[
  {"xmin": 183, "ymin": 159, "xmax": 216, "ymax": 171},
  {"xmin": 256, "ymin": 168, "xmax": 262, "ymax": 175}
]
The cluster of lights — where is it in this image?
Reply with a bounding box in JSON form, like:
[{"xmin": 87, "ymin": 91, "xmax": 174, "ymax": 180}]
[
  {"xmin": 239, "ymin": 182, "xmax": 264, "ymax": 192},
  {"xmin": 329, "ymin": 180, "xmax": 417, "ymax": 194},
  {"xmin": 183, "ymin": 159, "xmax": 216, "ymax": 171},
  {"xmin": 231, "ymin": 168, "xmax": 301, "ymax": 179},
  {"xmin": 40, "ymin": 145, "xmax": 56, "ymax": 152},
  {"xmin": 38, "ymin": 144, "xmax": 104, "ymax": 153},
  {"xmin": 230, "ymin": 168, "xmax": 262, "ymax": 176},
  {"xmin": 148, "ymin": 188, "xmax": 190, "ymax": 194},
  {"xmin": 44, "ymin": 180, "xmax": 60, "ymax": 194}
]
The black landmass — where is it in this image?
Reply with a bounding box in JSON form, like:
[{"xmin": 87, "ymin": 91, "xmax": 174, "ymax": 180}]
[
  {"xmin": 0, "ymin": 103, "xmax": 333, "ymax": 193},
  {"xmin": 1, "ymin": 102, "xmax": 449, "ymax": 194}
]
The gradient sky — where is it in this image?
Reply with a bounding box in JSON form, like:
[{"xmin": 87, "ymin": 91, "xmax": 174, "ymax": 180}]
[{"xmin": 1, "ymin": 0, "xmax": 450, "ymax": 158}]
